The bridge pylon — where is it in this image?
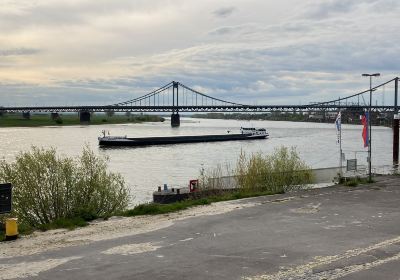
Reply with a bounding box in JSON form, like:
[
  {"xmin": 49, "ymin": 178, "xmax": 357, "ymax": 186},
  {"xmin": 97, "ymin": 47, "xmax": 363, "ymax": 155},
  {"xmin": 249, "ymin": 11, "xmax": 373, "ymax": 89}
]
[
  {"xmin": 394, "ymin": 77, "xmax": 399, "ymax": 165},
  {"xmin": 171, "ymin": 81, "xmax": 180, "ymax": 127}
]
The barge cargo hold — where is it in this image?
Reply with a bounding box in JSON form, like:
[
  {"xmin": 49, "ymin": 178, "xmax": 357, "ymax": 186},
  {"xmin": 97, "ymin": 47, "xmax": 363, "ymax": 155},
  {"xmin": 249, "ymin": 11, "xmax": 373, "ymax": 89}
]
[{"xmin": 98, "ymin": 127, "xmax": 268, "ymax": 147}]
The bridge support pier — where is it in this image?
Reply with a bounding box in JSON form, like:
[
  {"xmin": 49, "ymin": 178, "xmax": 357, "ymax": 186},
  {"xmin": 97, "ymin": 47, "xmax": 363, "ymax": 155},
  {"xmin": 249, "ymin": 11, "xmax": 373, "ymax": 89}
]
[
  {"xmin": 79, "ymin": 111, "xmax": 91, "ymax": 124},
  {"xmin": 50, "ymin": 112, "xmax": 59, "ymax": 120},
  {"xmin": 171, "ymin": 112, "xmax": 180, "ymax": 127},
  {"xmin": 22, "ymin": 112, "xmax": 30, "ymax": 119}
]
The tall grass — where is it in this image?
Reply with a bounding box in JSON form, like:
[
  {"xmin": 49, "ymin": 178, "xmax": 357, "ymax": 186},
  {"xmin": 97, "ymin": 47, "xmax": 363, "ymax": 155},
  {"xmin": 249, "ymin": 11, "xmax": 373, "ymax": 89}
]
[
  {"xmin": 201, "ymin": 146, "xmax": 313, "ymax": 194},
  {"xmin": 0, "ymin": 146, "xmax": 130, "ymax": 227}
]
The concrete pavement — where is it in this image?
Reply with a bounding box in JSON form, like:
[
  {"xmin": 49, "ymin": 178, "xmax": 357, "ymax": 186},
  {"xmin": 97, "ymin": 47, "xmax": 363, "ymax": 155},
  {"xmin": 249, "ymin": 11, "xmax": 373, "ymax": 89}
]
[{"xmin": 1, "ymin": 175, "xmax": 400, "ymax": 279}]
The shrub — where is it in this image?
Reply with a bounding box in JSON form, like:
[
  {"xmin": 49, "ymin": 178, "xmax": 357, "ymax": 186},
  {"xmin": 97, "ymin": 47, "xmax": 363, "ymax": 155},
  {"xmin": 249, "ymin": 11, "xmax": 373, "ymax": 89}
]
[
  {"xmin": 236, "ymin": 147, "xmax": 313, "ymax": 193},
  {"xmin": 200, "ymin": 146, "xmax": 313, "ymax": 195},
  {"xmin": 0, "ymin": 146, "xmax": 129, "ymax": 227}
]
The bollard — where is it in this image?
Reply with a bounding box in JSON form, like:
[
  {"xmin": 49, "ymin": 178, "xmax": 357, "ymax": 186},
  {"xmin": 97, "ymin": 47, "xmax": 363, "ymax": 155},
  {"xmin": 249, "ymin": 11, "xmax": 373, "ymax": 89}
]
[
  {"xmin": 158, "ymin": 186, "xmax": 161, "ymax": 192},
  {"xmin": 177, "ymin": 188, "xmax": 180, "ymax": 194},
  {"xmin": 172, "ymin": 188, "xmax": 175, "ymax": 193},
  {"xmin": 5, "ymin": 218, "xmax": 18, "ymax": 241}
]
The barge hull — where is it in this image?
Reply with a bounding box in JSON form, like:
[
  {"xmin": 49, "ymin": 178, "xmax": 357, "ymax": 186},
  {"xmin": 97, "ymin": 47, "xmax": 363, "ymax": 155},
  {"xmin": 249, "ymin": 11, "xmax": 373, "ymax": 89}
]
[{"xmin": 99, "ymin": 134, "xmax": 267, "ymax": 147}]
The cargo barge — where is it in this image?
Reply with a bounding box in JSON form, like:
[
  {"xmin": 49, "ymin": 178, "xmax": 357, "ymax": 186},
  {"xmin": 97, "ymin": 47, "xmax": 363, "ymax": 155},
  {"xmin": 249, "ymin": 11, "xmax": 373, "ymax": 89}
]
[{"xmin": 98, "ymin": 127, "xmax": 268, "ymax": 147}]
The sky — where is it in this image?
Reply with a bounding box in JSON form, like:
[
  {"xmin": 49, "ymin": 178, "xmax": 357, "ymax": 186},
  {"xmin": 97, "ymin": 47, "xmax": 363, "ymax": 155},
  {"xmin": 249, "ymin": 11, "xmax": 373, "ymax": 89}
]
[{"xmin": 0, "ymin": 0, "xmax": 399, "ymax": 106}]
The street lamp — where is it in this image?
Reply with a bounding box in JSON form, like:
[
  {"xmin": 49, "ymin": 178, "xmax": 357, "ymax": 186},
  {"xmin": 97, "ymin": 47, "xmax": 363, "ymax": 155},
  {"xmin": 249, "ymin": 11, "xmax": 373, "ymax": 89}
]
[{"xmin": 362, "ymin": 73, "xmax": 380, "ymax": 182}]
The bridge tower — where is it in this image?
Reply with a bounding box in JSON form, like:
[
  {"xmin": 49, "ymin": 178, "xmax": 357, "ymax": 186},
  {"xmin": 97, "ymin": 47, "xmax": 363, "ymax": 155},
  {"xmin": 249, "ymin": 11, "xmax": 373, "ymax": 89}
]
[{"xmin": 171, "ymin": 81, "xmax": 180, "ymax": 127}]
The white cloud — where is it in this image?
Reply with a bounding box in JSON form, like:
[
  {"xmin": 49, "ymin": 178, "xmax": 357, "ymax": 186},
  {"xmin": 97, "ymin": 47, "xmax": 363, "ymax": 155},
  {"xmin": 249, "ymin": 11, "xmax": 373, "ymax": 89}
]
[{"xmin": 0, "ymin": 0, "xmax": 399, "ymax": 106}]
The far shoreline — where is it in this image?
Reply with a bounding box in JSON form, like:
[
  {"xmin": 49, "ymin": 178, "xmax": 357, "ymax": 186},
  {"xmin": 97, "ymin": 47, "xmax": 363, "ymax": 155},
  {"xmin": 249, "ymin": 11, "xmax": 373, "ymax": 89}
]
[{"xmin": 0, "ymin": 113, "xmax": 165, "ymax": 128}]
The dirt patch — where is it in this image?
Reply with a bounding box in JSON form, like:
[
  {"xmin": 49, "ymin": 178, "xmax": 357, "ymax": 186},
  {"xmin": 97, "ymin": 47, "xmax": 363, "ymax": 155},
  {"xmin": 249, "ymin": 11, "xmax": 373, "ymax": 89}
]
[
  {"xmin": 290, "ymin": 203, "xmax": 321, "ymax": 214},
  {"xmin": 102, "ymin": 242, "xmax": 161, "ymax": 256}
]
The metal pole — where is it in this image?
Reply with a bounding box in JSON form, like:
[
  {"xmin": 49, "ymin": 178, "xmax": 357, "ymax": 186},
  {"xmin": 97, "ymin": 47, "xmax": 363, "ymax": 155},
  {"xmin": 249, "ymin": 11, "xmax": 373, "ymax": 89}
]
[
  {"xmin": 339, "ymin": 112, "xmax": 343, "ymax": 177},
  {"xmin": 363, "ymin": 73, "xmax": 379, "ymax": 181},
  {"xmin": 369, "ymin": 76, "xmax": 372, "ymax": 182},
  {"xmin": 394, "ymin": 78, "xmax": 399, "ymax": 165}
]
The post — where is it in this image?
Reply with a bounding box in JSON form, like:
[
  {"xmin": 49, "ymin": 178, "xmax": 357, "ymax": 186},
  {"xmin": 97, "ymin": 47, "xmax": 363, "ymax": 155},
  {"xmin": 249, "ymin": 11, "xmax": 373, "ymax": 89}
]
[
  {"xmin": 368, "ymin": 76, "xmax": 372, "ymax": 182},
  {"xmin": 362, "ymin": 73, "xmax": 380, "ymax": 181},
  {"xmin": 339, "ymin": 119, "xmax": 343, "ymax": 177},
  {"xmin": 335, "ymin": 111, "xmax": 342, "ymax": 177},
  {"xmin": 5, "ymin": 218, "xmax": 18, "ymax": 241},
  {"xmin": 394, "ymin": 78, "xmax": 399, "ymax": 165}
]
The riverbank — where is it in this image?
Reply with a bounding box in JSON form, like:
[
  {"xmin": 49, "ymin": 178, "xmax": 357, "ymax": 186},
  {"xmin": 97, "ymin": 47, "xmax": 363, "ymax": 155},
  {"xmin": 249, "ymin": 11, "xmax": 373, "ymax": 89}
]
[
  {"xmin": 0, "ymin": 113, "xmax": 164, "ymax": 127},
  {"xmin": 191, "ymin": 112, "xmax": 393, "ymax": 127},
  {"xmin": 1, "ymin": 175, "xmax": 400, "ymax": 279}
]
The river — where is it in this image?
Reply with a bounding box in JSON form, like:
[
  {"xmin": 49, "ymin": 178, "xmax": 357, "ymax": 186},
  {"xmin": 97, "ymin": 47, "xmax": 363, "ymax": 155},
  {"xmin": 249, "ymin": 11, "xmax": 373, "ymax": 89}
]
[{"xmin": 0, "ymin": 118, "xmax": 394, "ymax": 204}]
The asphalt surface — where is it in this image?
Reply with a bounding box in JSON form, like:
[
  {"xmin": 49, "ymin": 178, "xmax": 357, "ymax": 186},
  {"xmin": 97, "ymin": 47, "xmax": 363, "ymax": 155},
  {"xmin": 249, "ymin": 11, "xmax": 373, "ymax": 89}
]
[{"xmin": 2, "ymin": 175, "xmax": 400, "ymax": 280}]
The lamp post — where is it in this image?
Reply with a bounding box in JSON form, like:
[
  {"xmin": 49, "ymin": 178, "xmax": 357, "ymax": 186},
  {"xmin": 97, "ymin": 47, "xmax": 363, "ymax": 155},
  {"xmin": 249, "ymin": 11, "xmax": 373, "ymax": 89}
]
[{"xmin": 362, "ymin": 73, "xmax": 380, "ymax": 181}]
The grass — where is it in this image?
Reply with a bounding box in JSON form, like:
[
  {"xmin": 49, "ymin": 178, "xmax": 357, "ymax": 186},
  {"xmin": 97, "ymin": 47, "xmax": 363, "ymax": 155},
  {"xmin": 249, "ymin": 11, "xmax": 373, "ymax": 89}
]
[
  {"xmin": 341, "ymin": 176, "xmax": 375, "ymax": 187},
  {"xmin": 0, "ymin": 188, "xmax": 282, "ymax": 242},
  {"xmin": 123, "ymin": 198, "xmax": 211, "ymax": 216},
  {"xmin": 0, "ymin": 113, "xmax": 164, "ymax": 127},
  {"xmin": 122, "ymin": 189, "xmax": 282, "ymax": 217},
  {"xmin": 37, "ymin": 217, "xmax": 88, "ymax": 231}
]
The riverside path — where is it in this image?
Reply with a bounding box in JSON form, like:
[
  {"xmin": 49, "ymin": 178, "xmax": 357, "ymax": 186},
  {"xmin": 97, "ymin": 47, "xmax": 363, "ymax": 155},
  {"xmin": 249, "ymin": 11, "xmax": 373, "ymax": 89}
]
[{"xmin": 1, "ymin": 176, "xmax": 400, "ymax": 279}]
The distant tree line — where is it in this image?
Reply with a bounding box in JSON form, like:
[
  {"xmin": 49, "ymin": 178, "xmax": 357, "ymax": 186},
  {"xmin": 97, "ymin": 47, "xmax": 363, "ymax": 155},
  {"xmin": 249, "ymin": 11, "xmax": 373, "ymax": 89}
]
[{"xmin": 191, "ymin": 111, "xmax": 393, "ymax": 126}]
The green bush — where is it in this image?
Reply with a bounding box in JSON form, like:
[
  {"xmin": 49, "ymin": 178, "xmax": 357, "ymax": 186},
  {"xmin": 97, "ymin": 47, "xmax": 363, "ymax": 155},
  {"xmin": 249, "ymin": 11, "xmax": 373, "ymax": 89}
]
[
  {"xmin": 0, "ymin": 146, "xmax": 129, "ymax": 227},
  {"xmin": 200, "ymin": 146, "xmax": 313, "ymax": 195},
  {"xmin": 236, "ymin": 147, "xmax": 313, "ymax": 193}
]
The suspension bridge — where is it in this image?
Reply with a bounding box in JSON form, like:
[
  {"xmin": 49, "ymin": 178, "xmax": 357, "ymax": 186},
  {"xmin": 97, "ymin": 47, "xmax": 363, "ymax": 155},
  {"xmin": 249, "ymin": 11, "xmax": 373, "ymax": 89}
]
[
  {"xmin": 1, "ymin": 77, "xmax": 399, "ymax": 163},
  {"xmin": 1, "ymin": 78, "xmax": 398, "ymax": 125}
]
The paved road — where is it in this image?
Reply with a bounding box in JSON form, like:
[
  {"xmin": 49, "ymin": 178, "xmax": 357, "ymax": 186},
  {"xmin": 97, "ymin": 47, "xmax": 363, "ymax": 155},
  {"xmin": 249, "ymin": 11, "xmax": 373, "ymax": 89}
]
[{"xmin": 2, "ymin": 176, "xmax": 400, "ymax": 279}]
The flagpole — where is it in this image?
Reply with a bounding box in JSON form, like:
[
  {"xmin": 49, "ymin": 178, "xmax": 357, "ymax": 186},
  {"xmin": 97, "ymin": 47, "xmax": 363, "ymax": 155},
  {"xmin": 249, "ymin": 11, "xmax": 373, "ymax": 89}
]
[
  {"xmin": 336, "ymin": 111, "xmax": 343, "ymax": 177},
  {"xmin": 339, "ymin": 112, "xmax": 342, "ymax": 177}
]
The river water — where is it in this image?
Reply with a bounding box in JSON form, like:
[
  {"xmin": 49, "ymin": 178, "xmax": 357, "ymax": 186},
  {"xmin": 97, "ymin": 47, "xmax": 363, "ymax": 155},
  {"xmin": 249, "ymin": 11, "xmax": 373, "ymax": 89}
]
[{"xmin": 0, "ymin": 118, "xmax": 394, "ymax": 204}]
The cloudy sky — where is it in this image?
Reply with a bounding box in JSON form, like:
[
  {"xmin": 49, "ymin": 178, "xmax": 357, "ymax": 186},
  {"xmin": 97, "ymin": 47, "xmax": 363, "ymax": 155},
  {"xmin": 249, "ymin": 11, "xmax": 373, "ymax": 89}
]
[{"xmin": 0, "ymin": 0, "xmax": 399, "ymax": 106}]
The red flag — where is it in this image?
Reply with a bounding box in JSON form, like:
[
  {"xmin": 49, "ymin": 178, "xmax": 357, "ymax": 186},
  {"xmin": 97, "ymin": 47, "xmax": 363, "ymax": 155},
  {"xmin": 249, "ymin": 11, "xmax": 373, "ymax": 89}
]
[{"xmin": 361, "ymin": 113, "xmax": 369, "ymax": 148}]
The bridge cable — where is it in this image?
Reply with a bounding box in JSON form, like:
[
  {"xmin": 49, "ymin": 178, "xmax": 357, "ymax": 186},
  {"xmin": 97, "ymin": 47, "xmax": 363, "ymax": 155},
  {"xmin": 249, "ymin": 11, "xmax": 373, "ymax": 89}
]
[
  {"xmin": 178, "ymin": 82, "xmax": 246, "ymax": 106},
  {"xmin": 310, "ymin": 78, "xmax": 397, "ymax": 107}
]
